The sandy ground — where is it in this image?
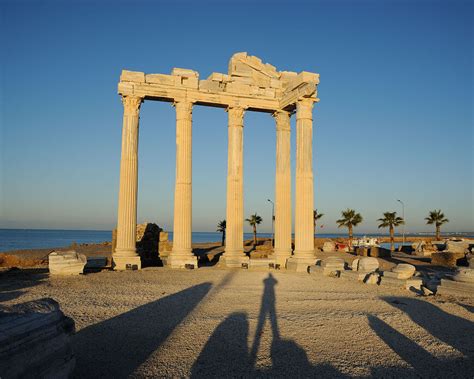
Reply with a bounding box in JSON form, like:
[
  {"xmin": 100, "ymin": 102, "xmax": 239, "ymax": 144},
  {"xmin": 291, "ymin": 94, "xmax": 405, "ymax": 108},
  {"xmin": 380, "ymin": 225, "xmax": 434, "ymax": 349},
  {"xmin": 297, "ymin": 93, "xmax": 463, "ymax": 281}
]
[{"xmin": 1, "ymin": 267, "xmax": 473, "ymax": 378}]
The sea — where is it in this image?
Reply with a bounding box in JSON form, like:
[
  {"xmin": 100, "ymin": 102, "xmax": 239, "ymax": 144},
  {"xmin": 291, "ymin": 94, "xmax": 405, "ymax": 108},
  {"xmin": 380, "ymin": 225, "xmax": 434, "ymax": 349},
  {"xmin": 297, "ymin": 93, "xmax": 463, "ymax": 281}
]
[{"xmin": 0, "ymin": 229, "xmax": 473, "ymax": 253}]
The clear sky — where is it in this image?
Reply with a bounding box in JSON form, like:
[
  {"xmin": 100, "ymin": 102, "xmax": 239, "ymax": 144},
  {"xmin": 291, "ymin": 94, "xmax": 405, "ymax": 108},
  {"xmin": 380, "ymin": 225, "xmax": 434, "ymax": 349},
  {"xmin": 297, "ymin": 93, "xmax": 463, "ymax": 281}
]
[{"xmin": 1, "ymin": 0, "xmax": 472, "ymax": 234}]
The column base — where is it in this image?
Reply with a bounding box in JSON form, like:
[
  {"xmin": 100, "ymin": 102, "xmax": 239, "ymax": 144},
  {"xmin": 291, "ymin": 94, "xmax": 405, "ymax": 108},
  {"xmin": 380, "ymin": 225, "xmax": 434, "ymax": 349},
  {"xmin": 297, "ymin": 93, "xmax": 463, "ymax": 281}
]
[
  {"xmin": 166, "ymin": 252, "xmax": 198, "ymax": 269},
  {"xmin": 270, "ymin": 249, "xmax": 292, "ymax": 268},
  {"xmin": 220, "ymin": 252, "xmax": 249, "ymax": 268},
  {"xmin": 286, "ymin": 254, "xmax": 317, "ymax": 273},
  {"xmin": 113, "ymin": 255, "xmax": 142, "ymax": 271}
]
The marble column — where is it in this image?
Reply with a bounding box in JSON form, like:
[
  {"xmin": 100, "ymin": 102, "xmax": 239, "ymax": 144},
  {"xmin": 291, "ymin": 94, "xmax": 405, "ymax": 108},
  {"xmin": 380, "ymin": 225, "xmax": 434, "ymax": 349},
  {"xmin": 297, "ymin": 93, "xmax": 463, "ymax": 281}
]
[
  {"xmin": 272, "ymin": 110, "xmax": 292, "ymax": 267},
  {"xmin": 287, "ymin": 98, "xmax": 316, "ymax": 272},
  {"xmin": 167, "ymin": 100, "xmax": 198, "ymax": 268},
  {"xmin": 222, "ymin": 106, "xmax": 249, "ymax": 267},
  {"xmin": 113, "ymin": 95, "xmax": 143, "ymax": 270}
]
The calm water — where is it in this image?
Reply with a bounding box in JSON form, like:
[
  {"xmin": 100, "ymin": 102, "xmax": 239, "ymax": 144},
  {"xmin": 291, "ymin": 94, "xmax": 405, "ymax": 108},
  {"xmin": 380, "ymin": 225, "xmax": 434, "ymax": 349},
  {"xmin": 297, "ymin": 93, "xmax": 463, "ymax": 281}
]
[{"xmin": 0, "ymin": 229, "xmax": 472, "ymax": 253}]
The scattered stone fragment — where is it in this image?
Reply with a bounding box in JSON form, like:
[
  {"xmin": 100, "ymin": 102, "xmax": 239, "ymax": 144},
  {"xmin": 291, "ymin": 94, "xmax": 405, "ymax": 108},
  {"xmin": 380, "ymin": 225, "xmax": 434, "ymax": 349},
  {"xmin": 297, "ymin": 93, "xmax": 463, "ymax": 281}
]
[
  {"xmin": 352, "ymin": 257, "xmax": 379, "ymax": 273},
  {"xmin": 0, "ymin": 298, "xmax": 76, "ymax": 378},
  {"xmin": 391, "ymin": 263, "xmax": 416, "ymax": 279},
  {"xmin": 48, "ymin": 250, "xmax": 86, "ymax": 275},
  {"xmin": 322, "ymin": 241, "xmax": 336, "ymax": 252}
]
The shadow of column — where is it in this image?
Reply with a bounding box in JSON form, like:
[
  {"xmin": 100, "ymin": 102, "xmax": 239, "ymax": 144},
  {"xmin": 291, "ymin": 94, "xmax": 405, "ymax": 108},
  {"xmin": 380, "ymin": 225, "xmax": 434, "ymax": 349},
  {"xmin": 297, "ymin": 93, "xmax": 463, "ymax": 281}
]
[
  {"xmin": 368, "ymin": 314, "xmax": 473, "ymax": 376},
  {"xmin": 382, "ymin": 296, "xmax": 474, "ymax": 359},
  {"xmin": 73, "ymin": 282, "xmax": 212, "ymax": 378}
]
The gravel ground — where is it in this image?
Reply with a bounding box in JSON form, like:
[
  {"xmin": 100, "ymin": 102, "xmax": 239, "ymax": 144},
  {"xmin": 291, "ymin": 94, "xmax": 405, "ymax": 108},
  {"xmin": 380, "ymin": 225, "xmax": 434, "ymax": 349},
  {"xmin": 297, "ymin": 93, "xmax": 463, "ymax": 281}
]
[{"xmin": 1, "ymin": 267, "xmax": 473, "ymax": 378}]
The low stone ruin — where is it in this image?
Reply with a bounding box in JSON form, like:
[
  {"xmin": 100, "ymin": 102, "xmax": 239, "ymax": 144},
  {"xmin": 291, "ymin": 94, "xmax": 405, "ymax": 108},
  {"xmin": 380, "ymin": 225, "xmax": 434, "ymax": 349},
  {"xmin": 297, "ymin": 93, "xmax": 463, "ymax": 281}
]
[
  {"xmin": 308, "ymin": 256, "xmax": 345, "ymax": 276},
  {"xmin": 437, "ymin": 256, "xmax": 474, "ymax": 298},
  {"xmin": 430, "ymin": 239, "xmax": 471, "ymax": 267},
  {"xmin": 0, "ymin": 298, "xmax": 76, "ymax": 378},
  {"xmin": 340, "ymin": 257, "xmax": 380, "ymax": 283},
  {"xmin": 112, "ymin": 222, "xmax": 172, "ymax": 266},
  {"xmin": 379, "ymin": 263, "xmax": 422, "ymax": 290},
  {"xmin": 49, "ymin": 250, "xmax": 87, "ymax": 275}
]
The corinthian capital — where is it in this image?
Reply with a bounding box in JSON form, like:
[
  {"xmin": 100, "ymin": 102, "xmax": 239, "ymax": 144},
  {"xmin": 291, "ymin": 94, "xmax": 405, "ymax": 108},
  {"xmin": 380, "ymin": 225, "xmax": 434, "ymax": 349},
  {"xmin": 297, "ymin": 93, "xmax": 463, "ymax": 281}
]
[
  {"xmin": 296, "ymin": 98, "xmax": 314, "ymax": 120},
  {"xmin": 227, "ymin": 106, "xmax": 245, "ymax": 127},
  {"xmin": 122, "ymin": 96, "xmax": 143, "ymax": 116},
  {"xmin": 173, "ymin": 100, "xmax": 193, "ymax": 120},
  {"xmin": 273, "ymin": 110, "xmax": 291, "ymax": 131}
]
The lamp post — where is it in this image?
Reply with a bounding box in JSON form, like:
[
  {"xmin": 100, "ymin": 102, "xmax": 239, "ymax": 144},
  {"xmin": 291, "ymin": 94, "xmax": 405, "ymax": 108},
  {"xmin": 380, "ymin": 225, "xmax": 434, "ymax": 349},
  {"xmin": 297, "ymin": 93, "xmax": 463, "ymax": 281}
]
[
  {"xmin": 397, "ymin": 199, "xmax": 405, "ymax": 247},
  {"xmin": 267, "ymin": 199, "xmax": 274, "ymax": 246}
]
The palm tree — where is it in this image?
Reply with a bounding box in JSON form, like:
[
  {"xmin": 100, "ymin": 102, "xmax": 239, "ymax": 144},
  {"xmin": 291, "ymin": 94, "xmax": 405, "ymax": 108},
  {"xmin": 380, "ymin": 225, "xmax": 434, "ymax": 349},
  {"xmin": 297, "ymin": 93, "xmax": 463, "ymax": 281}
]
[
  {"xmin": 246, "ymin": 213, "xmax": 263, "ymax": 246},
  {"xmin": 313, "ymin": 209, "xmax": 324, "ymax": 236},
  {"xmin": 425, "ymin": 210, "xmax": 449, "ymax": 240},
  {"xmin": 336, "ymin": 209, "xmax": 363, "ymax": 247},
  {"xmin": 216, "ymin": 220, "xmax": 226, "ymax": 246},
  {"xmin": 377, "ymin": 211, "xmax": 405, "ymax": 252}
]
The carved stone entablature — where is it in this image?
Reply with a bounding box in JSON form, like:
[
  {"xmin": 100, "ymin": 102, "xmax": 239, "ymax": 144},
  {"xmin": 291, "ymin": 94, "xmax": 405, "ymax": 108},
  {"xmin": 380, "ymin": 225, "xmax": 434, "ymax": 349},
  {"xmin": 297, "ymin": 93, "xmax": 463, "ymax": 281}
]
[{"xmin": 118, "ymin": 52, "xmax": 319, "ymax": 113}]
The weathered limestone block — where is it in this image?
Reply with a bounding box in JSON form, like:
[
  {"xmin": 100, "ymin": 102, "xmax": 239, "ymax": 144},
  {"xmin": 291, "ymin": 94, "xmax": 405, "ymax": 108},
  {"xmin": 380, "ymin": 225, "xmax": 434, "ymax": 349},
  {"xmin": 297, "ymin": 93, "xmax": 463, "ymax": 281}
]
[
  {"xmin": 225, "ymin": 81, "xmax": 251, "ymax": 95},
  {"xmin": 322, "ymin": 241, "xmax": 336, "ymax": 252},
  {"xmin": 249, "ymin": 258, "xmax": 276, "ymax": 268},
  {"xmin": 48, "ymin": 250, "xmax": 86, "ymax": 275},
  {"xmin": 285, "ymin": 71, "xmax": 320, "ymax": 91},
  {"xmin": 352, "ymin": 257, "xmax": 379, "ymax": 273},
  {"xmin": 387, "ymin": 263, "xmax": 416, "ymax": 279},
  {"xmin": 120, "ymin": 70, "xmax": 145, "ymax": 82},
  {"xmin": 171, "ymin": 68, "xmax": 199, "ymax": 78},
  {"xmin": 146, "ymin": 73, "xmax": 176, "ymax": 86},
  {"xmin": 452, "ymin": 267, "xmax": 474, "ymax": 283},
  {"xmin": 208, "ymin": 72, "xmax": 224, "ymax": 81},
  {"xmin": 379, "ymin": 276, "xmax": 422, "ymax": 290},
  {"xmin": 321, "ymin": 257, "xmax": 345, "ymax": 271},
  {"xmin": 340, "ymin": 270, "xmax": 369, "ymax": 282},
  {"xmin": 199, "ymin": 79, "xmax": 223, "ymax": 92},
  {"xmin": 0, "ymin": 298, "xmax": 75, "ymax": 378},
  {"xmin": 445, "ymin": 240, "xmax": 470, "ymax": 254},
  {"xmin": 431, "ymin": 252, "xmax": 464, "ymax": 268}
]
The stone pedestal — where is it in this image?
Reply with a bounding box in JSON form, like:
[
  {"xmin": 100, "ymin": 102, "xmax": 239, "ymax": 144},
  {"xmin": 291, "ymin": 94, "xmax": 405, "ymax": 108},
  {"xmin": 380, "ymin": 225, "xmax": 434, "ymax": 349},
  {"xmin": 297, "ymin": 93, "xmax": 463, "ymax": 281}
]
[
  {"xmin": 288, "ymin": 99, "xmax": 316, "ymax": 271},
  {"xmin": 113, "ymin": 96, "xmax": 143, "ymax": 271},
  {"xmin": 271, "ymin": 110, "xmax": 292, "ymax": 267},
  {"xmin": 168, "ymin": 100, "xmax": 197, "ymax": 269},
  {"xmin": 222, "ymin": 107, "xmax": 249, "ymax": 268},
  {"xmin": 0, "ymin": 299, "xmax": 76, "ymax": 378}
]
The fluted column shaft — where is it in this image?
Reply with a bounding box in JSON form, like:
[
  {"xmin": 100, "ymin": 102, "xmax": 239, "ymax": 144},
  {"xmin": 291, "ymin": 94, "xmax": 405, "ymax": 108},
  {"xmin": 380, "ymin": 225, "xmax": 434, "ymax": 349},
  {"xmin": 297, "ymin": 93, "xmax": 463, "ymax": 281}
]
[
  {"xmin": 224, "ymin": 106, "xmax": 245, "ymax": 259},
  {"xmin": 171, "ymin": 101, "xmax": 193, "ymax": 256},
  {"xmin": 114, "ymin": 96, "xmax": 143, "ymax": 268},
  {"xmin": 294, "ymin": 98, "xmax": 315, "ymax": 257},
  {"xmin": 273, "ymin": 110, "xmax": 292, "ymax": 264}
]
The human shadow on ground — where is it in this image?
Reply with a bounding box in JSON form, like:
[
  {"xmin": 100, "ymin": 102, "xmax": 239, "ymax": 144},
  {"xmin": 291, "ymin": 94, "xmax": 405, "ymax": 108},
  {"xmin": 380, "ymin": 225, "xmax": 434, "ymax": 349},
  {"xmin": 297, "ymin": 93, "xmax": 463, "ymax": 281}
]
[
  {"xmin": 0, "ymin": 268, "xmax": 49, "ymax": 303},
  {"xmin": 73, "ymin": 282, "xmax": 212, "ymax": 378},
  {"xmin": 368, "ymin": 315, "xmax": 472, "ymax": 376},
  {"xmin": 382, "ymin": 297, "xmax": 474, "ymax": 364},
  {"xmin": 191, "ymin": 274, "xmax": 344, "ymax": 378}
]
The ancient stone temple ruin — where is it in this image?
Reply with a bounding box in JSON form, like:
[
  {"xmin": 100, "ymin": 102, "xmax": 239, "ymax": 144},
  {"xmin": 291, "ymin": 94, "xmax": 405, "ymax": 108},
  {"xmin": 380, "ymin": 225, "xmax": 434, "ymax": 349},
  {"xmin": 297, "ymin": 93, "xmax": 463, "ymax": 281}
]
[{"xmin": 113, "ymin": 52, "xmax": 320, "ymax": 270}]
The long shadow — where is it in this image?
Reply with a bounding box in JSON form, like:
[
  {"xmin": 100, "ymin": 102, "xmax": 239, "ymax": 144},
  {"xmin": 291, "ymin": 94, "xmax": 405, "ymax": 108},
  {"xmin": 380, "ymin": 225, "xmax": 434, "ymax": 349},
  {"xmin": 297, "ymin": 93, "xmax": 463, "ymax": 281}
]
[
  {"xmin": 0, "ymin": 268, "xmax": 49, "ymax": 303},
  {"xmin": 382, "ymin": 296, "xmax": 474, "ymax": 360},
  {"xmin": 191, "ymin": 274, "xmax": 344, "ymax": 377},
  {"xmin": 368, "ymin": 314, "xmax": 473, "ymax": 376},
  {"xmin": 73, "ymin": 282, "xmax": 212, "ymax": 378}
]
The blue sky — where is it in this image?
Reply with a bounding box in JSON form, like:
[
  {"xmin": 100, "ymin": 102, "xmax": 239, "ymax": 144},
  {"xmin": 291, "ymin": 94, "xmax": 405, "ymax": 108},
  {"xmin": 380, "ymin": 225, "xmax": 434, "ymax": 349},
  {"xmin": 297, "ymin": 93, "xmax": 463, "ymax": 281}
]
[{"xmin": 1, "ymin": 0, "xmax": 472, "ymax": 233}]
